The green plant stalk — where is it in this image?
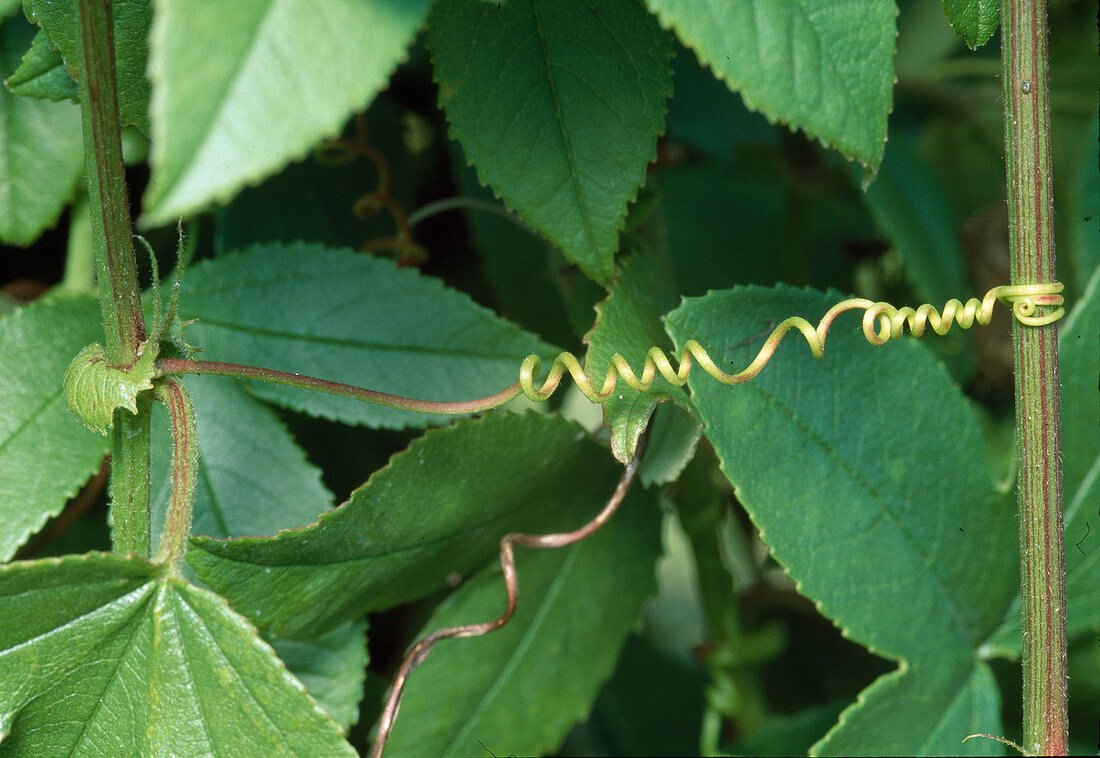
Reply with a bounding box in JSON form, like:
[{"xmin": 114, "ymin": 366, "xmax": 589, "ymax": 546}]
[
  {"xmin": 1000, "ymin": 0, "xmax": 1068, "ymax": 753},
  {"xmin": 153, "ymin": 380, "xmax": 196, "ymax": 574},
  {"xmin": 77, "ymin": 0, "xmax": 151, "ymax": 556}
]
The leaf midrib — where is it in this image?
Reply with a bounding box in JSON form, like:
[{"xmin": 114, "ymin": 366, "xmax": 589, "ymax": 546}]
[{"xmin": 529, "ymin": 0, "xmax": 599, "ymax": 259}]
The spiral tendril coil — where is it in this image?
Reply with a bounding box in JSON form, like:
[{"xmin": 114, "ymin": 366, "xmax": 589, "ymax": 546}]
[{"xmin": 518, "ymin": 283, "xmax": 1064, "ymax": 404}]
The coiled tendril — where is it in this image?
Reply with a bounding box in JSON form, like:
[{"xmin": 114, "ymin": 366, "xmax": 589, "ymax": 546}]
[{"xmin": 519, "ymin": 283, "xmax": 1065, "ymax": 404}]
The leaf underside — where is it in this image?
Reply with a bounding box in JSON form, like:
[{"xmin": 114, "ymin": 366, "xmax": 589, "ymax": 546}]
[
  {"xmin": 143, "ymin": 0, "xmax": 432, "ymax": 225},
  {"xmin": 0, "ymin": 553, "xmax": 356, "ymax": 757},
  {"xmin": 0, "ymin": 297, "xmax": 108, "ymax": 561},
  {"xmin": 645, "ymin": 0, "xmax": 895, "ymax": 171}
]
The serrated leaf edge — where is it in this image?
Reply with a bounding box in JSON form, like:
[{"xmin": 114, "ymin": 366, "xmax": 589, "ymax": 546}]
[{"xmin": 427, "ymin": 6, "xmax": 674, "ymax": 284}]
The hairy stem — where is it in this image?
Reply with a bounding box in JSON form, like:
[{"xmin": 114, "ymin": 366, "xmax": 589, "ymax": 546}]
[
  {"xmin": 153, "ymin": 380, "xmax": 197, "ymax": 574},
  {"xmin": 156, "ymin": 358, "xmax": 523, "ymax": 415},
  {"xmin": 1000, "ymin": 0, "xmax": 1067, "ymax": 753},
  {"xmin": 110, "ymin": 400, "xmax": 152, "ymax": 557},
  {"xmin": 76, "ymin": 0, "xmax": 144, "ymax": 361},
  {"xmin": 76, "ymin": 0, "xmax": 151, "ymax": 556}
]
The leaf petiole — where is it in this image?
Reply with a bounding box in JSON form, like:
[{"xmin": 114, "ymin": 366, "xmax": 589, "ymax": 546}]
[{"xmin": 155, "ymin": 358, "xmax": 523, "ymax": 415}]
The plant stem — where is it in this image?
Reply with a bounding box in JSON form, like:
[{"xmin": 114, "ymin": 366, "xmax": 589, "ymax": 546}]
[
  {"xmin": 156, "ymin": 358, "xmax": 523, "ymax": 414},
  {"xmin": 1000, "ymin": 0, "xmax": 1068, "ymax": 753},
  {"xmin": 109, "ymin": 399, "xmax": 151, "ymax": 557},
  {"xmin": 77, "ymin": 0, "xmax": 145, "ymax": 361},
  {"xmin": 153, "ymin": 380, "xmax": 196, "ymax": 574},
  {"xmin": 77, "ymin": 0, "xmax": 151, "ymax": 556}
]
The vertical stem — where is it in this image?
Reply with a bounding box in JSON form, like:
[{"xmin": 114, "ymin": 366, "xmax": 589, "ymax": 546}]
[
  {"xmin": 76, "ymin": 0, "xmax": 151, "ymax": 556},
  {"xmin": 76, "ymin": 0, "xmax": 144, "ymax": 360},
  {"xmin": 153, "ymin": 380, "xmax": 197, "ymax": 575},
  {"xmin": 1000, "ymin": 1, "xmax": 1068, "ymax": 754},
  {"xmin": 110, "ymin": 401, "xmax": 152, "ymax": 557}
]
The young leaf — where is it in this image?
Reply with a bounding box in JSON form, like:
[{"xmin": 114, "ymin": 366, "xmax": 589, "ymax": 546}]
[
  {"xmin": 983, "ymin": 264, "xmax": 1100, "ymax": 654},
  {"xmin": 271, "ymin": 619, "xmax": 368, "ymax": 733},
  {"xmin": 0, "ymin": 296, "xmax": 108, "ymax": 561},
  {"xmin": 6, "ymin": 28, "xmax": 78, "ymax": 101},
  {"xmin": 942, "ymin": 0, "xmax": 999, "ymax": 50},
  {"xmin": 186, "ymin": 412, "xmax": 625, "ymax": 639},
  {"xmin": 427, "ymin": 0, "xmax": 672, "ymax": 284},
  {"xmin": 142, "ymin": 0, "xmax": 431, "ymax": 226},
  {"xmin": 665, "ymin": 285, "xmax": 1015, "ymax": 754},
  {"xmin": 150, "ymin": 375, "xmax": 334, "ymax": 540},
  {"xmin": 174, "ymin": 243, "xmax": 556, "ymax": 429},
  {"xmin": 584, "ymin": 251, "xmax": 697, "ymax": 467},
  {"xmin": 25, "ymin": 0, "xmax": 152, "ymax": 132},
  {"xmin": 0, "ymin": 553, "xmax": 356, "ymax": 756},
  {"xmin": 0, "ymin": 16, "xmax": 82, "ymax": 246},
  {"xmin": 381, "ymin": 483, "xmax": 661, "ymax": 758},
  {"xmin": 645, "ymin": 0, "xmax": 895, "ymax": 172}
]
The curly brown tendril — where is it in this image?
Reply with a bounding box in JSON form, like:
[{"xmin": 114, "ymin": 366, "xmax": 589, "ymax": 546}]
[
  {"xmin": 519, "ymin": 283, "xmax": 1065, "ymax": 404},
  {"xmin": 368, "ymin": 433, "xmax": 648, "ymax": 758},
  {"xmin": 316, "ymin": 114, "xmax": 427, "ymax": 265}
]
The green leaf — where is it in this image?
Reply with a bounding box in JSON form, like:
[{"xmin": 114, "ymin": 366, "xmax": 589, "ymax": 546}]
[
  {"xmin": 381, "ymin": 482, "xmax": 661, "ymax": 758},
  {"xmin": 150, "ymin": 375, "xmax": 334, "ymax": 540},
  {"xmin": 984, "ymin": 264, "xmax": 1100, "ymax": 654},
  {"xmin": 645, "ymin": 0, "xmax": 895, "ymax": 171},
  {"xmin": 427, "ymin": 0, "xmax": 672, "ymax": 284},
  {"xmin": 585, "ymin": 251, "xmax": 694, "ymax": 464},
  {"xmin": 0, "ymin": 296, "xmax": 108, "ymax": 561},
  {"xmin": 1046, "ymin": 263, "xmax": 1099, "ymax": 645},
  {"xmin": 665, "ymin": 285, "xmax": 1014, "ymax": 754},
  {"xmin": 272, "ymin": 619, "xmax": 368, "ymax": 732},
  {"xmin": 0, "ymin": 553, "xmax": 356, "ymax": 756},
  {"xmin": 187, "ymin": 412, "xmax": 623, "ymax": 638},
  {"xmin": 0, "ymin": 17, "xmax": 82, "ymax": 246},
  {"xmin": 142, "ymin": 0, "xmax": 431, "ymax": 226},
  {"xmin": 942, "ymin": 0, "xmax": 999, "ymax": 49},
  {"xmin": 6, "ymin": 28, "xmax": 78, "ymax": 101},
  {"xmin": 664, "ymin": 40, "xmax": 777, "ymax": 160},
  {"xmin": 175, "ymin": 243, "xmax": 554, "ymax": 429},
  {"xmin": 25, "ymin": 0, "xmax": 152, "ymax": 132},
  {"xmin": 639, "ymin": 401, "xmax": 702, "ymax": 487}
]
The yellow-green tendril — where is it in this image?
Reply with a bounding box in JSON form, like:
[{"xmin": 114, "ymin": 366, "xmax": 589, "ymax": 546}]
[{"xmin": 520, "ymin": 283, "xmax": 1064, "ymax": 404}]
